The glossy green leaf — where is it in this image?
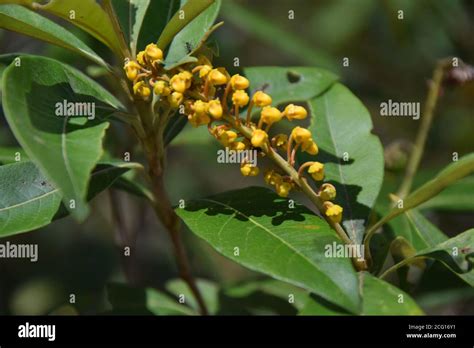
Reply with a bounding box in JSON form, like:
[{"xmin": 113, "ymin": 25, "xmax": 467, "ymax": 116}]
[
  {"xmin": 307, "ymin": 83, "xmax": 384, "ymax": 244},
  {"xmin": 33, "ymin": 0, "xmax": 123, "ymax": 56},
  {"xmin": 2, "ymin": 55, "xmax": 123, "ymax": 220},
  {"xmin": 0, "ymin": 5, "xmax": 107, "ymax": 67},
  {"xmin": 369, "ymin": 154, "xmax": 474, "ymax": 234},
  {"xmin": 244, "ymin": 66, "xmax": 338, "ymax": 107},
  {"xmin": 0, "ymin": 161, "xmax": 140, "ymax": 237},
  {"xmin": 176, "ymin": 186, "xmax": 361, "ymax": 313},
  {"xmin": 163, "ymin": 0, "xmax": 221, "ymax": 70},
  {"xmin": 112, "ymin": 0, "xmax": 149, "ymax": 56},
  {"xmin": 157, "ymin": 0, "xmax": 214, "ymax": 49},
  {"xmin": 299, "ymin": 272, "xmax": 423, "ymax": 315},
  {"xmin": 112, "ymin": 0, "xmax": 180, "ymax": 56}
]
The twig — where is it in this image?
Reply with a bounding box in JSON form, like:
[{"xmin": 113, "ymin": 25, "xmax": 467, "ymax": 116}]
[{"xmin": 396, "ymin": 59, "xmax": 450, "ymax": 199}]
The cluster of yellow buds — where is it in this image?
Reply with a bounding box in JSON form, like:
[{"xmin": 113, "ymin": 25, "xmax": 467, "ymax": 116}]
[{"xmin": 124, "ymin": 43, "xmax": 343, "ymax": 225}]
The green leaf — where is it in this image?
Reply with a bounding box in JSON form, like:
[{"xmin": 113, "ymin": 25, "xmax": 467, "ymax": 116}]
[
  {"xmin": 112, "ymin": 0, "xmax": 149, "ymax": 56},
  {"xmin": 163, "ymin": 0, "xmax": 221, "ymax": 70},
  {"xmin": 0, "ymin": 146, "xmax": 27, "ymax": 164},
  {"xmin": 404, "ymin": 209, "xmax": 448, "ymax": 249},
  {"xmin": 299, "ymin": 272, "xmax": 423, "ymax": 315},
  {"xmin": 369, "ymin": 154, "xmax": 474, "ymax": 234},
  {"xmin": 175, "ymin": 186, "xmax": 361, "ymax": 314},
  {"xmin": 419, "ymin": 176, "xmax": 474, "ymax": 211},
  {"xmin": 2, "ymin": 55, "xmax": 123, "ymax": 220},
  {"xmin": 221, "ymin": 1, "xmax": 337, "ymax": 72},
  {"xmin": 381, "ymin": 229, "xmax": 474, "ymax": 287},
  {"xmin": 244, "ymin": 66, "xmax": 338, "ymax": 107},
  {"xmin": 360, "ymin": 272, "xmax": 423, "ymax": 314},
  {"xmin": 33, "ymin": 0, "xmax": 123, "ymax": 56},
  {"xmin": 112, "ymin": 0, "xmax": 180, "ymax": 56},
  {"xmin": 306, "ymin": 83, "xmax": 384, "ymax": 244},
  {"xmin": 415, "ymin": 229, "xmax": 474, "ymax": 286},
  {"xmin": 0, "ymin": 5, "xmax": 107, "ymax": 67},
  {"xmin": 0, "ymin": 161, "xmax": 140, "ymax": 237},
  {"xmin": 157, "ymin": 0, "xmax": 215, "ymax": 50}
]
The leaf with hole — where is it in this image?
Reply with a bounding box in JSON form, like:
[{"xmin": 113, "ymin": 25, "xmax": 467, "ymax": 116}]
[{"xmin": 244, "ymin": 66, "xmax": 338, "ymax": 107}]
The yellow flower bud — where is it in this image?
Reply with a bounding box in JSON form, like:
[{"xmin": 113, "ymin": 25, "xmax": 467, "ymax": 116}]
[
  {"xmin": 240, "ymin": 163, "xmax": 259, "ymax": 176},
  {"xmin": 137, "ymin": 51, "xmax": 146, "ymax": 66},
  {"xmin": 230, "ymin": 74, "xmax": 250, "ymax": 90},
  {"xmin": 193, "ymin": 100, "xmax": 208, "ymax": 115},
  {"xmin": 323, "ymin": 201, "xmax": 343, "ymax": 224},
  {"xmin": 261, "ymin": 106, "xmax": 282, "ymax": 125},
  {"xmin": 301, "ymin": 139, "xmax": 319, "ymax": 155},
  {"xmin": 291, "ymin": 126, "xmax": 312, "ymax": 144},
  {"xmin": 168, "ymin": 91, "xmax": 183, "ymax": 108},
  {"xmin": 188, "ymin": 112, "xmax": 210, "ymax": 127},
  {"xmin": 133, "ymin": 81, "xmax": 151, "ymax": 99},
  {"xmin": 283, "ymin": 104, "xmax": 307, "ymax": 120},
  {"xmin": 170, "ymin": 75, "xmax": 187, "ymax": 93},
  {"xmin": 308, "ymin": 162, "xmax": 324, "ymax": 181},
  {"xmin": 231, "ymin": 141, "xmax": 247, "ymax": 151},
  {"xmin": 264, "ymin": 170, "xmax": 282, "ymax": 186},
  {"xmin": 319, "ymin": 183, "xmax": 337, "ymax": 201},
  {"xmin": 232, "ymin": 90, "xmax": 249, "ymax": 107},
  {"xmin": 252, "ymin": 91, "xmax": 272, "ymax": 107},
  {"xmin": 218, "ymin": 130, "xmax": 238, "ymax": 147},
  {"xmin": 179, "ymin": 71, "xmax": 193, "ymax": 89},
  {"xmin": 251, "ymin": 129, "xmax": 268, "ymax": 148},
  {"xmin": 276, "ymin": 182, "xmax": 292, "ymax": 197},
  {"xmin": 272, "ymin": 134, "xmax": 288, "ymax": 150},
  {"xmin": 124, "ymin": 60, "xmax": 141, "ymax": 81},
  {"xmin": 145, "ymin": 43, "xmax": 163, "ymax": 61},
  {"xmin": 153, "ymin": 80, "xmax": 170, "ymax": 96},
  {"xmin": 199, "ymin": 65, "xmax": 212, "ymax": 78},
  {"xmin": 208, "ymin": 69, "xmax": 228, "ymax": 85},
  {"xmin": 207, "ymin": 99, "xmax": 223, "ymax": 119}
]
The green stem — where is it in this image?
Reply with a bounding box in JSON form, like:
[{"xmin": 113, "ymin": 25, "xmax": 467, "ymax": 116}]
[
  {"xmin": 396, "ymin": 59, "xmax": 450, "ymax": 199},
  {"xmin": 136, "ymin": 102, "xmax": 208, "ymax": 315},
  {"xmin": 363, "ymin": 59, "xmax": 451, "ymax": 269},
  {"xmin": 379, "ymin": 256, "xmax": 428, "ymax": 279}
]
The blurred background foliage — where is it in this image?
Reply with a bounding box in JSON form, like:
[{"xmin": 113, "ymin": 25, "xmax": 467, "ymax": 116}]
[{"xmin": 0, "ymin": 0, "xmax": 473, "ymax": 315}]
